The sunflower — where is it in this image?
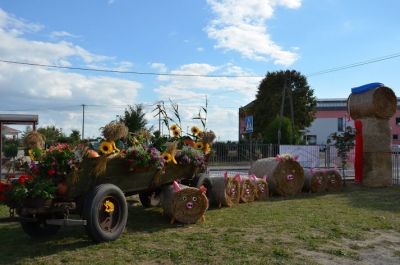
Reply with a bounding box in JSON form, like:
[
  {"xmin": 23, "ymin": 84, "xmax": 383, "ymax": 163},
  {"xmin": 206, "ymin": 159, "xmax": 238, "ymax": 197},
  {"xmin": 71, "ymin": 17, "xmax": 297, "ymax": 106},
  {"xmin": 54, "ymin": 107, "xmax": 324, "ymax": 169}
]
[
  {"xmin": 162, "ymin": 153, "xmax": 172, "ymax": 163},
  {"xmin": 197, "ymin": 131, "xmax": 204, "ymax": 138},
  {"xmin": 170, "ymin": 124, "xmax": 178, "ymax": 131},
  {"xmin": 194, "ymin": 142, "xmax": 204, "ymax": 150},
  {"xmin": 203, "ymin": 143, "xmax": 211, "ymax": 153},
  {"xmin": 104, "ymin": 200, "xmax": 114, "ymax": 213},
  {"xmin": 172, "ymin": 129, "xmax": 181, "ymax": 137},
  {"xmin": 99, "ymin": 141, "xmax": 113, "ymax": 155},
  {"xmin": 191, "ymin": 126, "xmax": 200, "ymax": 135}
]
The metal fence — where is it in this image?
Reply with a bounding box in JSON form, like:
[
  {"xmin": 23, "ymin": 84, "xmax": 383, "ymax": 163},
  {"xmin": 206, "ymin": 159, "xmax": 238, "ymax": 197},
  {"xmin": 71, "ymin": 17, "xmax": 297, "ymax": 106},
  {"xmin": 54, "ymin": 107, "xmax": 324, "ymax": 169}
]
[{"xmin": 208, "ymin": 143, "xmax": 400, "ymax": 184}]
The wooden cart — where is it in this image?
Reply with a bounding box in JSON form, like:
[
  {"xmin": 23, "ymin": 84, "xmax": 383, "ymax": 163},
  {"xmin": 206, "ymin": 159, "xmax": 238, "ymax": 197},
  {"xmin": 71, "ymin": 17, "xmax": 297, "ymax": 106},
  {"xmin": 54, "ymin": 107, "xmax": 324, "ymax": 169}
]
[{"xmin": 5, "ymin": 157, "xmax": 213, "ymax": 243}]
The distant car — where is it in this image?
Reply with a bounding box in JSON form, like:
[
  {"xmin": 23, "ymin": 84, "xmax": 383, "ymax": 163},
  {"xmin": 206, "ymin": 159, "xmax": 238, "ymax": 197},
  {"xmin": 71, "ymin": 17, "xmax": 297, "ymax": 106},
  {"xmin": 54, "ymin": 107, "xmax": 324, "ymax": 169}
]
[
  {"xmin": 308, "ymin": 138, "xmax": 316, "ymax": 145},
  {"xmin": 392, "ymin": 145, "xmax": 400, "ymax": 154}
]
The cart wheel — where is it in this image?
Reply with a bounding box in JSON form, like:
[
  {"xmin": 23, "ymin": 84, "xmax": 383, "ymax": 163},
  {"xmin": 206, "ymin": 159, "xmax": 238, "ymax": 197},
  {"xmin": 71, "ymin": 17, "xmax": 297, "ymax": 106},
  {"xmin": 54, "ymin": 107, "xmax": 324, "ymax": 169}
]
[
  {"xmin": 20, "ymin": 214, "xmax": 62, "ymax": 237},
  {"xmin": 191, "ymin": 173, "xmax": 213, "ymax": 206},
  {"xmin": 139, "ymin": 190, "xmax": 161, "ymax": 208},
  {"xmin": 83, "ymin": 184, "xmax": 128, "ymax": 243}
]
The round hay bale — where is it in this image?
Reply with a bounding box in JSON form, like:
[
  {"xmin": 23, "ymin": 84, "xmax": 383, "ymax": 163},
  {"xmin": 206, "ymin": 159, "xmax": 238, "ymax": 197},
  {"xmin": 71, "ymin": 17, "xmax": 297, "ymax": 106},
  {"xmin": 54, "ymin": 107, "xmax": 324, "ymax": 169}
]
[
  {"xmin": 160, "ymin": 182, "xmax": 208, "ymax": 224},
  {"xmin": 210, "ymin": 173, "xmax": 241, "ymax": 207},
  {"xmin": 347, "ymin": 86, "xmax": 397, "ymax": 120},
  {"xmin": 302, "ymin": 168, "xmax": 327, "ymax": 193},
  {"xmin": 325, "ymin": 169, "xmax": 342, "ymax": 192},
  {"xmin": 249, "ymin": 154, "xmax": 304, "ymax": 196},
  {"xmin": 238, "ymin": 176, "xmax": 256, "ymax": 203},
  {"xmin": 248, "ymin": 174, "xmax": 269, "ymax": 201}
]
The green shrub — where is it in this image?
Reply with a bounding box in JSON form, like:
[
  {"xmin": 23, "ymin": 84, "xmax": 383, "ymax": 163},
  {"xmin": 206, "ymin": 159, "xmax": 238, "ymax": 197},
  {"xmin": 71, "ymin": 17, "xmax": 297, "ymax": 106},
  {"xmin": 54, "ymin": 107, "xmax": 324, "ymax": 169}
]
[{"xmin": 4, "ymin": 144, "xmax": 18, "ymax": 158}]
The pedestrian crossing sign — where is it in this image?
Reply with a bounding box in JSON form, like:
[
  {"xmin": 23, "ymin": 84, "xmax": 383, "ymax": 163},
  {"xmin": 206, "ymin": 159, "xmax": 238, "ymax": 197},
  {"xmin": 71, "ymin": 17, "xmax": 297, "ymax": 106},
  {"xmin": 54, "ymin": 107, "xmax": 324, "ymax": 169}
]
[{"xmin": 245, "ymin": 116, "xmax": 253, "ymax": 133}]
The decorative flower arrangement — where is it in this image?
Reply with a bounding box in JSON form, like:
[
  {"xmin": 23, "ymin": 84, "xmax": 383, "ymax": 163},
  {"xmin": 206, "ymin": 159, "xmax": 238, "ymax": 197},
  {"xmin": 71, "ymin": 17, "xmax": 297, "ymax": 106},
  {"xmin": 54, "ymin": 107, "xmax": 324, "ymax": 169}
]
[
  {"xmin": 123, "ymin": 143, "xmax": 165, "ymax": 171},
  {"xmin": 32, "ymin": 143, "xmax": 81, "ymax": 184},
  {"xmin": 0, "ymin": 174, "xmax": 58, "ymax": 205},
  {"xmin": 175, "ymin": 146, "xmax": 207, "ymax": 170}
]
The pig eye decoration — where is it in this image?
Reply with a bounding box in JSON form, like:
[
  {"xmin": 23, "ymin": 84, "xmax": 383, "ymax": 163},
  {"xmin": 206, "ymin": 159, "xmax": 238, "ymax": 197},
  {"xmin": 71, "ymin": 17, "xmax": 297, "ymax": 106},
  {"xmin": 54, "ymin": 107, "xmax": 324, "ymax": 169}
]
[
  {"xmin": 182, "ymin": 196, "xmax": 187, "ymax": 201},
  {"xmin": 282, "ymin": 170, "xmax": 285, "ymax": 174},
  {"xmin": 292, "ymin": 169, "xmax": 295, "ymax": 173},
  {"xmin": 192, "ymin": 197, "xmax": 197, "ymax": 201},
  {"xmin": 247, "ymin": 185, "xmax": 250, "ymax": 188},
  {"xmin": 228, "ymin": 185, "xmax": 231, "ymax": 189}
]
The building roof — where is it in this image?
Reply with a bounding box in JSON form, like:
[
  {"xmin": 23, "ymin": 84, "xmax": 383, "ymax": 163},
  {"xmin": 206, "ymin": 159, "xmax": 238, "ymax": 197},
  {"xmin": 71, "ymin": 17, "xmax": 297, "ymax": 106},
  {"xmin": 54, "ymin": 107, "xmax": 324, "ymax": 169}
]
[{"xmin": 3, "ymin": 126, "xmax": 22, "ymax": 135}]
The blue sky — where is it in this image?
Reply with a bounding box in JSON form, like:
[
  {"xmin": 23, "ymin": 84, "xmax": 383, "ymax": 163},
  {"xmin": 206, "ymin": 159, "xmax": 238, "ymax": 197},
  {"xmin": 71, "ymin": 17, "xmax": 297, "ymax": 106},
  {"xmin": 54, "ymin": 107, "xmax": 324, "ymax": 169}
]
[{"xmin": 0, "ymin": 0, "xmax": 399, "ymax": 141}]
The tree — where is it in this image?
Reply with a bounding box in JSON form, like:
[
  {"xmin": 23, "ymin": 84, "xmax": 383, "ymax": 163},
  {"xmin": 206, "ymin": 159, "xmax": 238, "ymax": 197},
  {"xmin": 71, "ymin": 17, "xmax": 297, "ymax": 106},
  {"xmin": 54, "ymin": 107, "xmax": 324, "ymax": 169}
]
[
  {"xmin": 263, "ymin": 116, "xmax": 294, "ymax": 144},
  {"xmin": 251, "ymin": 70, "xmax": 317, "ymax": 139},
  {"xmin": 37, "ymin": 125, "xmax": 61, "ymax": 146},
  {"xmin": 20, "ymin": 125, "xmax": 32, "ymax": 139},
  {"xmin": 69, "ymin": 129, "xmax": 81, "ymax": 143},
  {"xmin": 120, "ymin": 104, "xmax": 152, "ymax": 133}
]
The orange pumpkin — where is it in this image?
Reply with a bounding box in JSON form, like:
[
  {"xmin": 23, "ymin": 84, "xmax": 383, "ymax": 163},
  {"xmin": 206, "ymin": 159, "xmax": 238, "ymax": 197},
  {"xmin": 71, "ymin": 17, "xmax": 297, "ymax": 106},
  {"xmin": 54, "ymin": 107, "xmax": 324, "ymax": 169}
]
[
  {"xmin": 57, "ymin": 182, "xmax": 68, "ymax": 195},
  {"xmin": 87, "ymin": 150, "xmax": 100, "ymax": 157}
]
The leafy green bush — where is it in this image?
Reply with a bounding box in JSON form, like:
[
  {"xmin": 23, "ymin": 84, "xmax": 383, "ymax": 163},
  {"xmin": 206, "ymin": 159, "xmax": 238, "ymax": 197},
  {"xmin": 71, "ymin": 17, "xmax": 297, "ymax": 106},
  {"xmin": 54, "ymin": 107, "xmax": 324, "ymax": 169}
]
[{"xmin": 3, "ymin": 144, "xmax": 18, "ymax": 158}]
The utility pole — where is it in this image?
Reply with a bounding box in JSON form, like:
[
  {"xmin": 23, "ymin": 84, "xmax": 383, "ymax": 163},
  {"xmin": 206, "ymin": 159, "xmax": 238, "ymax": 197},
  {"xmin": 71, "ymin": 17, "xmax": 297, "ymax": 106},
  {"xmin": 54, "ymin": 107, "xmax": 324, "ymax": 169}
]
[{"xmin": 82, "ymin": 104, "xmax": 85, "ymax": 140}]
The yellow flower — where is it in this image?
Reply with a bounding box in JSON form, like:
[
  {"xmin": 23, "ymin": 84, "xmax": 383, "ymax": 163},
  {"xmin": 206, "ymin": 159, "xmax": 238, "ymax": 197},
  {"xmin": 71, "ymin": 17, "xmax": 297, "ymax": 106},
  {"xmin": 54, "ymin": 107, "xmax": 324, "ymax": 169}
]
[
  {"xmin": 173, "ymin": 129, "xmax": 180, "ymax": 137},
  {"xmin": 162, "ymin": 153, "xmax": 172, "ymax": 163},
  {"xmin": 197, "ymin": 131, "xmax": 204, "ymax": 138},
  {"xmin": 104, "ymin": 200, "xmax": 114, "ymax": 213},
  {"xmin": 28, "ymin": 149, "xmax": 35, "ymax": 161},
  {"xmin": 99, "ymin": 141, "xmax": 113, "ymax": 155},
  {"xmin": 194, "ymin": 142, "xmax": 204, "ymax": 150},
  {"xmin": 191, "ymin": 126, "xmax": 200, "ymax": 135},
  {"xmin": 203, "ymin": 143, "xmax": 211, "ymax": 153},
  {"xmin": 170, "ymin": 124, "xmax": 178, "ymax": 131}
]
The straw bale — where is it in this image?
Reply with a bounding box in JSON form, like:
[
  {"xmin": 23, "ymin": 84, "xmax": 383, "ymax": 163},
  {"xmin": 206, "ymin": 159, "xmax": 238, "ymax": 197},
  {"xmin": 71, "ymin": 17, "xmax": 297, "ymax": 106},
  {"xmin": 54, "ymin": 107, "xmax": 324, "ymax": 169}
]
[
  {"xmin": 211, "ymin": 175, "xmax": 240, "ymax": 207},
  {"xmin": 100, "ymin": 121, "xmax": 129, "ymax": 141},
  {"xmin": 160, "ymin": 184, "xmax": 208, "ymax": 224},
  {"xmin": 249, "ymin": 176, "xmax": 269, "ymax": 201},
  {"xmin": 347, "ymin": 86, "xmax": 397, "ymax": 120},
  {"xmin": 239, "ymin": 177, "xmax": 256, "ymax": 203},
  {"xmin": 249, "ymin": 155, "xmax": 304, "ymax": 196},
  {"xmin": 302, "ymin": 168, "xmax": 327, "ymax": 193},
  {"xmin": 362, "ymin": 152, "xmax": 392, "ymax": 187},
  {"xmin": 358, "ymin": 118, "xmax": 392, "ymax": 153},
  {"xmin": 325, "ymin": 169, "xmax": 342, "ymax": 192},
  {"xmin": 22, "ymin": 131, "xmax": 46, "ymax": 149}
]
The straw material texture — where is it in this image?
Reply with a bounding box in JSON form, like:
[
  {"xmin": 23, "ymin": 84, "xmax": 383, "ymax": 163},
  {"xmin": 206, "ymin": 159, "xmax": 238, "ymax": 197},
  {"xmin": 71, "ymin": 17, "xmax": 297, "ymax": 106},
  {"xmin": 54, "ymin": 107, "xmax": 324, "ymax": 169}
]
[
  {"xmin": 160, "ymin": 184, "xmax": 208, "ymax": 224},
  {"xmin": 22, "ymin": 131, "xmax": 46, "ymax": 149},
  {"xmin": 249, "ymin": 156, "xmax": 304, "ymax": 196},
  {"xmin": 347, "ymin": 86, "xmax": 397, "ymax": 120},
  {"xmin": 302, "ymin": 168, "xmax": 327, "ymax": 193},
  {"xmin": 250, "ymin": 178, "xmax": 269, "ymax": 201},
  {"xmin": 239, "ymin": 177, "xmax": 256, "ymax": 203},
  {"xmin": 358, "ymin": 118, "xmax": 392, "ymax": 153},
  {"xmin": 362, "ymin": 152, "xmax": 392, "ymax": 187},
  {"xmin": 211, "ymin": 175, "xmax": 240, "ymax": 207},
  {"xmin": 325, "ymin": 169, "xmax": 342, "ymax": 192}
]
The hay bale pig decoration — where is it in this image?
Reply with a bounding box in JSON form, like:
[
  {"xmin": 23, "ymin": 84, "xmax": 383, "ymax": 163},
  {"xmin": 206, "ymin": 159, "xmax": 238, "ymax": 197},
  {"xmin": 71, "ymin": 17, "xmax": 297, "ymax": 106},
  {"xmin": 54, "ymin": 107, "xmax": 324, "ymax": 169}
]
[
  {"xmin": 302, "ymin": 168, "xmax": 327, "ymax": 193},
  {"xmin": 160, "ymin": 181, "xmax": 208, "ymax": 224},
  {"xmin": 237, "ymin": 174, "xmax": 256, "ymax": 203},
  {"xmin": 249, "ymin": 174, "xmax": 269, "ymax": 201},
  {"xmin": 325, "ymin": 166, "xmax": 342, "ymax": 192},
  {"xmin": 211, "ymin": 172, "xmax": 241, "ymax": 208},
  {"xmin": 249, "ymin": 154, "xmax": 304, "ymax": 197}
]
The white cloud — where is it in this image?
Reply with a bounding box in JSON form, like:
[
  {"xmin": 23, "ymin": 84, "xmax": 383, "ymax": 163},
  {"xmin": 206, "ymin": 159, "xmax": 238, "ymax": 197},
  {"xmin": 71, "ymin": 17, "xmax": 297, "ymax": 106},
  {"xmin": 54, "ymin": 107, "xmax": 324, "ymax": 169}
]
[
  {"xmin": 205, "ymin": 0, "xmax": 301, "ymax": 66},
  {"xmin": 197, "ymin": 47, "xmax": 204, "ymax": 52},
  {"xmin": 150, "ymin": 63, "xmax": 167, "ymax": 73},
  {"xmin": 50, "ymin": 31, "xmax": 78, "ymax": 39}
]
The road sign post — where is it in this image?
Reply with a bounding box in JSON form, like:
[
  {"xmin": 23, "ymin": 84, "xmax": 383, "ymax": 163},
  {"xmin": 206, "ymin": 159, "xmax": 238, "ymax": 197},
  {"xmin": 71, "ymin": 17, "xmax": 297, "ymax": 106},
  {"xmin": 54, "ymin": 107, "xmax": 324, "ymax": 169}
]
[{"xmin": 245, "ymin": 116, "xmax": 254, "ymax": 166}]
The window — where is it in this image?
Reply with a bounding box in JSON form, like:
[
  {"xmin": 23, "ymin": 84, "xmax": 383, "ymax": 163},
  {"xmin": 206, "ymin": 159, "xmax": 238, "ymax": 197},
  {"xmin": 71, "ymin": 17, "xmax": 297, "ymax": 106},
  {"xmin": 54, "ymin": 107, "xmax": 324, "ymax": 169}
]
[
  {"xmin": 396, "ymin": 117, "xmax": 400, "ymax": 125},
  {"xmin": 393, "ymin": 134, "xmax": 399, "ymax": 140},
  {"xmin": 338, "ymin": 118, "xmax": 344, "ymax": 132}
]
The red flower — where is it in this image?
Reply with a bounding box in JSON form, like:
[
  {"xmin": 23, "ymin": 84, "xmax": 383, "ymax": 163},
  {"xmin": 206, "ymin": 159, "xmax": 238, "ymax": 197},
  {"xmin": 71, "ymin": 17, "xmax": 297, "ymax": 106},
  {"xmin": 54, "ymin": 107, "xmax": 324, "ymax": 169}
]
[
  {"xmin": 0, "ymin": 195, "xmax": 5, "ymax": 201},
  {"xmin": 7, "ymin": 174, "xmax": 15, "ymax": 179},
  {"xmin": 48, "ymin": 169, "xmax": 56, "ymax": 176},
  {"xmin": 27, "ymin": 175, "xmax": 34, "ymax": 180},
  {"xmin": 18, "ymin": 176, "xmax": 27, "ymax": 183},
  {"xmin": 33, "ymin": 170, "xmax": 39, "ymax": 175}
]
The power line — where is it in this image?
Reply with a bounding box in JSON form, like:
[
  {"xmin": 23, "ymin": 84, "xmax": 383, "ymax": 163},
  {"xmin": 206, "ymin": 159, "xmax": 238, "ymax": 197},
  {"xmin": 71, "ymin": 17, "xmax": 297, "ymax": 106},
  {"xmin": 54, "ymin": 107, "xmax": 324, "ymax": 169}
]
[{"xmin": 0, "ymin": 59, "xmax": 263, "ymax": 78}]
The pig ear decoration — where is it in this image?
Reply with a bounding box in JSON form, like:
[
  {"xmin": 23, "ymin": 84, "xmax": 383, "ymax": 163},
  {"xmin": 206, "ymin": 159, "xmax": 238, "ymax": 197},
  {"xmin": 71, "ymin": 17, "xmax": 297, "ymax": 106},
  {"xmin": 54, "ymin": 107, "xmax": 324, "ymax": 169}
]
[
  {"xmin": 224, "ymin": 171, "xmax": 228, "ymax": 179},
  {"xmin": 322, "ymin": 168, "xmax": 327, "ymax": 173},
  {"xmin": 263, "ymin": 174, "xmax": 267, "ymax": 181},
  {"xmin": 173, "ymin": 181, "xmax": 181, "ymax": 191},
  {"xmin": 233, "ymin": 174, "xmax": 242, "ymax": 182},
  {"xmin": 293, "ymin": 155, "xmax": 299, "ymax": 161},
  {"xmin": 248, "ymin": 174, "xmax": 257, "ymax": 180},
  {"xmin": 276, "ymin": 154, "xmax": 281, "ymax": 161},
  {"xmin": 334, "ymin": 165, "xmax": 338, "ymax": 171},
  {"xmin": 311, "ymin": 168, "xmax": 315, "ymax": 174},
  {"xmin": 199, "ymin": 187, "xmax": 207, "ymax": 194}
]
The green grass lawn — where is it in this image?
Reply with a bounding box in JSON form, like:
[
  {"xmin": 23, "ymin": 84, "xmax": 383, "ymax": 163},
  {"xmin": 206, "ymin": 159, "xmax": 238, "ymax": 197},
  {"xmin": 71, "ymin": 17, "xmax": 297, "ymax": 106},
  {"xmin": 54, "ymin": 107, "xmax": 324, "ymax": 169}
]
[{"xmin": 1, "ymin": 182, "xmax": 400, "ymax": 264}]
